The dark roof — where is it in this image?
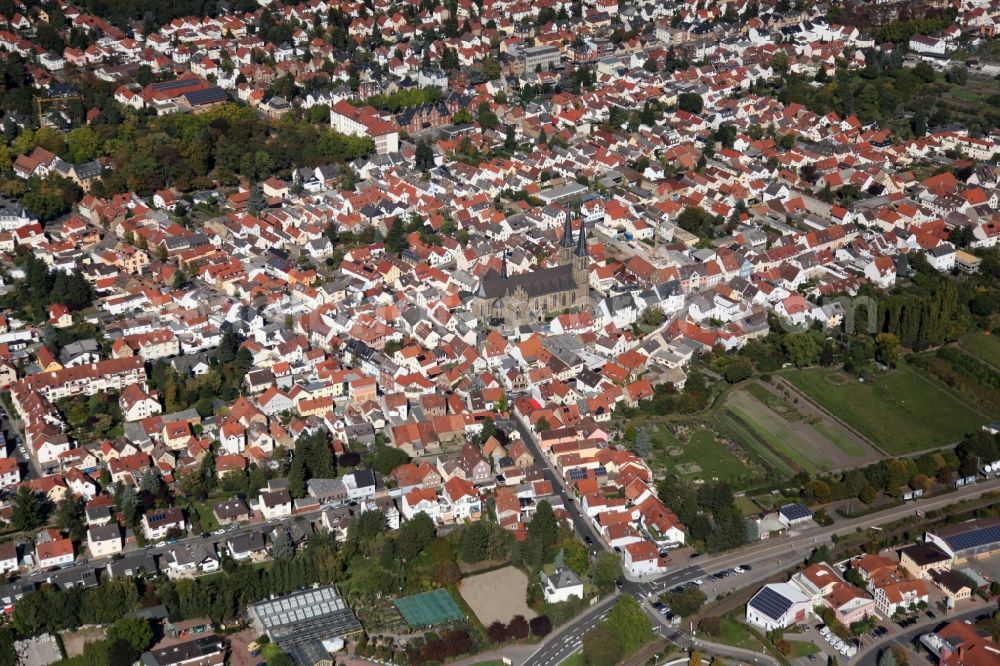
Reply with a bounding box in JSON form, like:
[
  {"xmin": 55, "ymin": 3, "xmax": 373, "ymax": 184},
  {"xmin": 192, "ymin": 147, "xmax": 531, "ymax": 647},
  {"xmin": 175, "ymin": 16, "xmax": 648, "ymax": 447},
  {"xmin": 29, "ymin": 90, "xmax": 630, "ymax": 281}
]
[
  {"xmin": 477, "ymin": 263, "xmax": 579, "ymax": 300},
  {"xmin": 901, "ymin": 543, "xmax": 950, "ymax": 567},
  {"xmin": 183, "ymin": 86, "xmax": 228, "ymax": 107},
  {"xmin": 748, "ymin": 586, "xmax": 794, "ymax": 621},
  {"xmin": 779, "ymin": 503, "xmax": 812, "ymax": 520},
  {"xmin": 935, "ymin": 517, "xmax": 1000, "ymax": 554},
  {"xmin": 142, "ymin": 635, "xmax": 224, "ymax": 666}
]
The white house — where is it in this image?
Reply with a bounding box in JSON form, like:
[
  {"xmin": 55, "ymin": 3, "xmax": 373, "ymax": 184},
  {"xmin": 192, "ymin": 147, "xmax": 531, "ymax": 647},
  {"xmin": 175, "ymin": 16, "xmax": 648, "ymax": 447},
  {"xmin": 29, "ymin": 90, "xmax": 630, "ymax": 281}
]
[
  {"xmin": 36, "ymin": 538, "xmax": 74, "ymax": 569},
  {"xmin": 402, "ymin": 487, "xmax": 441, "ymax": 523},
  {"xmin": 926, "ymin": 243, "xmax": 957, "ymax": 272},
  {"xmin": 0, "ymin": 542, "xmax": 18, "ymax": 575},
  {"xmin": 142, "ymin": 507, "xmax": 186, "ymax": 540},
  {"xmin": 746, "ymin": 583, "xmax": 812, "ymax": 631},
  {"xmin": 442, "ymin": 477, "xmax": 481, "ymax": 522},
  {"xmin": 342, "ymin": 470, "xmax": 377, "ymax": 502},
  {"xmin": 623, "ymin": 541, "xmax": 666, "ymax": 577},
  {"xmin": 166, "ymin": 543, "xmax": 220, "ymax": 577},
  {"xmin": 541, "ymin": 568, "xmax": 584, "ymax": 603},
  {"xmin": 87, "ymin": 524, "xmax": 123, "ymax": 558},
  {"xmin": 259, "ymin": 489, "xmax": 293, "ymax": 521}
]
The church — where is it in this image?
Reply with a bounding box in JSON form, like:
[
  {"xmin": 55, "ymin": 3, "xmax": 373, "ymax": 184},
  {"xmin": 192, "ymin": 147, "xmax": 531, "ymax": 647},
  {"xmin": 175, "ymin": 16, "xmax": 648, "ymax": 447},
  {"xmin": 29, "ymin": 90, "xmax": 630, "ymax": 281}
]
[{"xmin": 473, "ymin": 216, "xmax": 590, "ymax": 329}]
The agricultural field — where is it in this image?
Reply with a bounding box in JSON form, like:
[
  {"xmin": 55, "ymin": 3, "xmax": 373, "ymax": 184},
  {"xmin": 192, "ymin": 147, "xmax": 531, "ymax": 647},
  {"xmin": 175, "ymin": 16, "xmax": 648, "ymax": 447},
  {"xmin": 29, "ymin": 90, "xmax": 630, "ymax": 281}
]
[
  {"xmin": 960, "ymin": 330, "xmax": 1000, "ymax": 369},
  {"xmin": 785, "ymin": 365, "xmax": 986, "ymax": 455},
  {"xmin": 718, "ymin": 382, "xmax": 883, "ymax": 476}
]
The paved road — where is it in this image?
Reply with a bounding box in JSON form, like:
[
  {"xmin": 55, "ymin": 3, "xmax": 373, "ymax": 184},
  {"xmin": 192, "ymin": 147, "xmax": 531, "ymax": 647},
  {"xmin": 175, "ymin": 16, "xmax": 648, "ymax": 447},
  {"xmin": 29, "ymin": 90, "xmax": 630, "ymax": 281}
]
[
  {"xmin": 16, "ymin": 508, "xmax": 330, "ymax": 585},
  {"xmin": 508, "ymin": 442, "xmax": 1000, "ymax": 666},
  {"xmin": 512, "ymin": 413, "xmax": 606, "ymax": 552}
]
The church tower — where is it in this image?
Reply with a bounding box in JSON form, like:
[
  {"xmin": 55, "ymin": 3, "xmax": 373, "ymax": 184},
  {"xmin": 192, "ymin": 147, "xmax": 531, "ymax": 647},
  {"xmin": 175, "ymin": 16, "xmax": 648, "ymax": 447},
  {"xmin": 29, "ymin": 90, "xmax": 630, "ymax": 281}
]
[
  {"xmin": 573, "ymin": 221, "xmax": 589, "ymax": 302},
  {"xmin": 558, "ymin": 214, "xmax": 575, "ymax": 265}
]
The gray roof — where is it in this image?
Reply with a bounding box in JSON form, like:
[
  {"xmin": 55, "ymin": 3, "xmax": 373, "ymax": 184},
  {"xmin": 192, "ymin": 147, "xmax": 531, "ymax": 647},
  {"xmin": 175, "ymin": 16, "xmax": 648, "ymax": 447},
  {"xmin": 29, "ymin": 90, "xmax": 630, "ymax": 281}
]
[
  {"xmin": 478, "ymin": 263, "xmax": 579, "ymax": 300},
  {"xmin": 543, "ymin": 567, "xmax": 582, "ymax": 590}
]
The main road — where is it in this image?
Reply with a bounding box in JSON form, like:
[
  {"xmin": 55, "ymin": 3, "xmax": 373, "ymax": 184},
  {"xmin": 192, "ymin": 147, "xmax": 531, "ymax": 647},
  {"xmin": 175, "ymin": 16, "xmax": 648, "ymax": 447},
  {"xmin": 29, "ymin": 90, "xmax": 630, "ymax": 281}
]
[{"xmin": 511, "ymin": 407, "xmax": 1000, "ymax": 666}]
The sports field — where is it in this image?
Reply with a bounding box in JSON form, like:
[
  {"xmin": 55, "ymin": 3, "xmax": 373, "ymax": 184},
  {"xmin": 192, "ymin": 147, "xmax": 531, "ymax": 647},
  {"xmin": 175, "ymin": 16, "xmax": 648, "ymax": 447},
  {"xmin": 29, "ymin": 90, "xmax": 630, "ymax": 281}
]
[
  {"xmin": 785, "ymin": 366, "xmax": 985, "ymax": 454},
  {"xmin": 394, "ymin": 589, "xmax": 465, "ymax": 627}
]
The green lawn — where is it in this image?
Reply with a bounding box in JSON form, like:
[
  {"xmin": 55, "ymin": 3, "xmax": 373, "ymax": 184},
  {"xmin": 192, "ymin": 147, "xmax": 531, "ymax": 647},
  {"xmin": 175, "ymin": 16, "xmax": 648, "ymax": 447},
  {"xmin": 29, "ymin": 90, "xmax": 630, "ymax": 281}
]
[
  {"xmin": 717, "ymin": 612, "xmax": 769, "ymax": 653},
  {"xmin": 188, "ymin": 500, "xmax": 220, "ymax": 533},
  {"xmin": 652, "ymin": 427, "xmax": 753, "ymax": 484},
  {"xmin": 561, "ymin": 650, "xmax": 585, "ymax": 666},
  {"xmin": 733, "ymin": 495, "xmax": 760, "ymax": 517},
  {"xmin": 812, "ymin": 421, "xmax": 868, "ymax": 458},
  {"xmin": 960, "ymin": 331, "xmax": 1000, "ymax": 369},
  {"xmin": 790, "ymin": 641, "xmax": 820, "ymax": 658},
  {"xmin": 786, "ymin": 366, "xmax": 985, "ymax": 454}
]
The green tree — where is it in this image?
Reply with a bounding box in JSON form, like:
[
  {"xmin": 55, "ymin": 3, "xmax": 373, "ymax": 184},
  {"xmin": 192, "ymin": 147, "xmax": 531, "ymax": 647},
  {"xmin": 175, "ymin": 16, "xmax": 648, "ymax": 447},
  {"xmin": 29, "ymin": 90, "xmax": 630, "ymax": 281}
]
[
  {"xmin": 582, "ymin": 623, "xmax": 623, "ymax": 666},
  {"xmin": 372, "ymin": 446, "xmax": 409, "ymax": 475},
  {"xmin": 664, "ymin": 586, "xmax": 707, "ymax": 618},
  {"xmin": 783, "ymin": 333, "xmax": 820, "ymax": 367},
  {"xmin": 54, "ymin": 496, "xmax": 86, "ymax": 542},
  {"xmin": 11, "ymin": 486, "xmax": 45, "ymax": 531},
  {"xmin": 591, "ymin": 551, "xmax": 621, "ymax": 594},
  {"xmin": 606, "ymin": 595, "xmax": 652, "ymax": 653},
  {"xmin": 106, "ymin": 617, "xmax": 153, "ymax": 653},
  {"xmin": 875, "ymin": 332, "xmax": 899, "ymax": 368},
  {"xmin": 678, "ymin": 92, "xmax": 703, "ymax": 114}
]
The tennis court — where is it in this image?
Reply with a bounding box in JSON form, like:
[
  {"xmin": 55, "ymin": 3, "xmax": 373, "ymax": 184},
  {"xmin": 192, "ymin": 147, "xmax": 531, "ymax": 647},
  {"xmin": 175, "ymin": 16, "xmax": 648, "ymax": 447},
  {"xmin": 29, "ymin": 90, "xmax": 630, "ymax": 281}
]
[{"xmin": 394, "ymin": 589, "xmax": 465, "ymax": 627}]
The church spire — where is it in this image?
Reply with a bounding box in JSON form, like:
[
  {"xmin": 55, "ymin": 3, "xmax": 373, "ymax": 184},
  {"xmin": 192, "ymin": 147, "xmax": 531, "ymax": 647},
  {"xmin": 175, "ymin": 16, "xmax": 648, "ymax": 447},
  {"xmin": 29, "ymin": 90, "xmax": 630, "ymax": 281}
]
[
  {"xmin": 559, "ymin": 214, "xmax": 575, "ymax": 248},
  {"xmin": 500, "ymin": 254, "xmax": 509, "ymax": 279},
  {"xmin": 574, "ymin": 221, "xmax": 588, "ymax": 258}
]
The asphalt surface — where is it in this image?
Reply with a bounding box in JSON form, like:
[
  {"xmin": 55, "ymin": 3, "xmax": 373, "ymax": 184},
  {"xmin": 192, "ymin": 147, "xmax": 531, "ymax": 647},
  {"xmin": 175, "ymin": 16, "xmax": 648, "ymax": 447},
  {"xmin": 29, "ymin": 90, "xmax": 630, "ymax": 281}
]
[
  {"xmin": 510, "ymin": 411, "xmax": 1000, "ymax": 666},
  {"xmin": 17, "ymin": 509, "xmax": 329, "ymax": 585},
  {"xmin": 513, "ymin": 414, "xmax": 607, "ymax": 552},
  {"xmin": 854, "ymin": 606, "xmax": 990, "ymax": 666}
]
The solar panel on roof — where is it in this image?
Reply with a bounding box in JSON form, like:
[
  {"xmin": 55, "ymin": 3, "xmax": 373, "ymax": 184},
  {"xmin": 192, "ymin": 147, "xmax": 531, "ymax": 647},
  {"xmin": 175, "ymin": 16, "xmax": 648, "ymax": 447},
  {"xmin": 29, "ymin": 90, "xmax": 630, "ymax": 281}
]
[
  {"xmin": 568, "ymin": 469, "xmax": 588, "ymax": 481},
  {"xmin": 185, "ymin": 88, "xmax": 228, "ymax": 105},
  {"xmin": 749, "ymin": 586, "xmax": 793, "ymax": 621},
  {"xmin": 594, "ymin": 466, "xmax": 607, "ymax": 476},
  {"xmin": 946, "ymin": 525, "xmax": 1000, "ymax": 552},
  {"xmin": 780, "ymin": 503, "xmax": 811, "ymax": 519}
]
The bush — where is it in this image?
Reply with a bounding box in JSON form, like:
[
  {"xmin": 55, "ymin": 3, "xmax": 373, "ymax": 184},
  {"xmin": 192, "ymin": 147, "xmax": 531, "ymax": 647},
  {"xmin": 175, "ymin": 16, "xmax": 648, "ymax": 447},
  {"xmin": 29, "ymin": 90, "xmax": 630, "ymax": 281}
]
[
  {"xmin": 699, "ymin": 616, "xmax": 722, "ymax": 637},
  {"xmin": 530, "ymin": 615, "xmax": 552, "ymax": 637}
]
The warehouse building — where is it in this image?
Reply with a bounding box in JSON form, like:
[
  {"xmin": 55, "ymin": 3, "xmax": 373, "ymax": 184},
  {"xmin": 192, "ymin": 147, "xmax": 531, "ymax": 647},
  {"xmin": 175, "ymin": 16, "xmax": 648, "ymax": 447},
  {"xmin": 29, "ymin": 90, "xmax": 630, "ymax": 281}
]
[{"xmin": 926, "ymin": 517, "xmax": 1000, "ymax": 564}]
